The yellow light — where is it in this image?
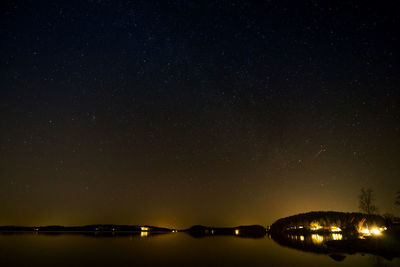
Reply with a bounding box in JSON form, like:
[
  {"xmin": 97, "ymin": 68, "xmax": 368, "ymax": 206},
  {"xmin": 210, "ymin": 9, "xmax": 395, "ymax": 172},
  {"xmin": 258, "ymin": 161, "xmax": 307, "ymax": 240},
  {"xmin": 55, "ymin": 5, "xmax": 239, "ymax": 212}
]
[
  {"xmin": 310, "ymin": 222, "xmax": 322, "ymax": 231},
  {"xmin": 360, "ymin": 228, "xmax": 370, "ymax": 236},
  {"xmin": 140, "ymin": 227, "xmax": 150, "ymax": 232},
  {"xmin": 235, "ymin": 229, "xmax": 240, "ymax": 235},
  {"xmin": 300, "ymin": 235, "xmax": 304, "ymax": 241},
  {"xmin": 140, "ymin": 231, "xmax": 148, "ymax": 237},
  {"xmin": 311, "ymin": 234, "xmax": 324, "ymax": 244},
  {"xmin": 332, "ymin": 233, "xmax": 343, "ymax": 240},
  {"xmin": 371, "ymin": 227, "xmax": 381, "ymax": 236},
  {"xmin": 330, "ymin": 226, "xmax": 341, "ymax": 232}
]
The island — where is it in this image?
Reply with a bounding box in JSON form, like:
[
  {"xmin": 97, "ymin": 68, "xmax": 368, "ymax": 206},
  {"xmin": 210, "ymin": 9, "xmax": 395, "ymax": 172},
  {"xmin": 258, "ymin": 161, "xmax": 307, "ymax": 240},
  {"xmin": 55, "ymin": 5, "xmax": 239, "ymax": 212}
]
[
  {"xmin": 0, "ymin": 225, "xmax": 175, "ymax": 237},
  {"xmin": 268, "ymin": 211, "xmax": 400, "ymax": 261}
]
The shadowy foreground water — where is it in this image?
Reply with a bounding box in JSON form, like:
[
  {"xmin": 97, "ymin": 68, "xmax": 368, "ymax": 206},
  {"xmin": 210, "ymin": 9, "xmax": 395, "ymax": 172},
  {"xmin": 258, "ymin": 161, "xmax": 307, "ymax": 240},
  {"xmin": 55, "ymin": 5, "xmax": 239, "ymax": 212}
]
[{"xmin": 1, "ymin": 231, "xmax": 399, "ymax": 266}]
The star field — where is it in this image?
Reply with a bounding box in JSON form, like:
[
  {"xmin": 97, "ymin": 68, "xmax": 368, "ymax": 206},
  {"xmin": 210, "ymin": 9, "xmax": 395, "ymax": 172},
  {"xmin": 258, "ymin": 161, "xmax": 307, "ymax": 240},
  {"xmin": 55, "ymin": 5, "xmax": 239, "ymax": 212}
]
[{"xmin": 0, "ymin": 0, "xmax": 399, "ymax": 227}]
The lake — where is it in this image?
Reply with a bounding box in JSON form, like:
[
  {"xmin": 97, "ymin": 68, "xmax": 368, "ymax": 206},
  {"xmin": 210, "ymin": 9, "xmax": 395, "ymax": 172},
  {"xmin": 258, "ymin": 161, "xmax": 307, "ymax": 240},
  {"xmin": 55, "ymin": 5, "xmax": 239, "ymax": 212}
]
[{"xmin": 1, "ymin": 232, "xmax": 399, "ymax": 266}]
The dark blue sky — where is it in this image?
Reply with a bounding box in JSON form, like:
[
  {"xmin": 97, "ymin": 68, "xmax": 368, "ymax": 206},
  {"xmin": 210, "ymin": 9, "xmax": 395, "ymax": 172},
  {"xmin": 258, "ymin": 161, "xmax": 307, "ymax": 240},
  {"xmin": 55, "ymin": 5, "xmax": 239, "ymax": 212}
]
[{"xmin": 1, "ymin": 0, "xmax": 399, "ymax": 227}]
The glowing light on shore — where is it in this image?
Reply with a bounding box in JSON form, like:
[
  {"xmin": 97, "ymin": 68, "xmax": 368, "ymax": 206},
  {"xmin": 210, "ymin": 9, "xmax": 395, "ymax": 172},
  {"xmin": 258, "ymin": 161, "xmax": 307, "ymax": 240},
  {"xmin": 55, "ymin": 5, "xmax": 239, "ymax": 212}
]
[
  {"xmin": 330, "ymin": 226, "xmax": 341, "ymax": 232},
  {"xmin": 235, "ymin": 229, "xmax": 240, "ymax": 235},
  {"xmin": 140, "ymin": 226, "xmax": 150, "ymax": 237},
  {"xmin": 300, "ymin": 235, "xmax": 304, "ymax": 241},
  {"xmin": 359, "ymin": 226, "xmax": 385, "ymax": 237},
  {"xmin": 370, "ymin": 227, "xmax": 381, "ymax": 236},
  {"xmin": 360, "ymin": 228, "xmax": 371, "ymax": 236},
  {"xmin": 310, "ymin": 222, "xmax": 322, "ymax": 231}
]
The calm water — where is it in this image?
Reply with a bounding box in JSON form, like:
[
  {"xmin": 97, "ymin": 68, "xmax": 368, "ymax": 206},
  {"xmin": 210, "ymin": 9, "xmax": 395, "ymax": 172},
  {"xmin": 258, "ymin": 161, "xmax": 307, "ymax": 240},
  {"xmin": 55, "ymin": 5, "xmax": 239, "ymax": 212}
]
[{"xmin": 0, "ymin": 233, "xmax": 399, "ymax": 266}]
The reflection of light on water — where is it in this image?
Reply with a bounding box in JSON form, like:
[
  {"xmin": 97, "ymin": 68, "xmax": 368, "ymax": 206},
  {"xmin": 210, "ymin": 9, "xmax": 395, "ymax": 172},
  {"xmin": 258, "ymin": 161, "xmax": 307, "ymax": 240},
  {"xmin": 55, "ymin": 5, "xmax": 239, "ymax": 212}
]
[
  {"xmin": 290, "ymin": 233, "xmax": 342, "ymax": 243},
  {"xmin": 332, "ymin": 233, "xmax": 343, "ymax": 240},
  {"xmin": 140, "ymin": 226, "xmax": 150, "ymax": 237},
  {"xmin": 140, "ymin": 231, "xmax": 148, "ymax": 237},
  {"xmin": 288, "ymin": 224, "xmax": 344, "ymax": 233},
  {"xmin": 235, "ymin": 229, "xmax": 240, "ymax": 235},
  {"xmin": 311, "ymin": 234, "xmax": 323, "ymax": 244}
]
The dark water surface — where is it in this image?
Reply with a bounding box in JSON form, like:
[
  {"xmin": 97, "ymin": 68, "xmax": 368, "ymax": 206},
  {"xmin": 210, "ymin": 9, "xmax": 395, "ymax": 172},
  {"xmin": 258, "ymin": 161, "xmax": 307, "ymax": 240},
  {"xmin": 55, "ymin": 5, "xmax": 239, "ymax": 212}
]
[{"xmin": 1, "ymin": 233, "xmax": 399, "ymax": 266}]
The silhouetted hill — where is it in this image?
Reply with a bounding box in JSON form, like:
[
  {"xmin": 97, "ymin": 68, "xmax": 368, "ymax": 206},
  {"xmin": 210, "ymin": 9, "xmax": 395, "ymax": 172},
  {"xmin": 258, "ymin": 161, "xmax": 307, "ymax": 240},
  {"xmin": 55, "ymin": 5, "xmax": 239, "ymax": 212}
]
[
  {"xmin": 0, "ymin": 225, "xmax": 172, "ymax": 232},
  {"xmin": 269, "ymin": 212, "xmax": 400, "ymax": 261},
  {"xmin": 0, "ymin": 226, "xmax": 34, "ymax": 231}
]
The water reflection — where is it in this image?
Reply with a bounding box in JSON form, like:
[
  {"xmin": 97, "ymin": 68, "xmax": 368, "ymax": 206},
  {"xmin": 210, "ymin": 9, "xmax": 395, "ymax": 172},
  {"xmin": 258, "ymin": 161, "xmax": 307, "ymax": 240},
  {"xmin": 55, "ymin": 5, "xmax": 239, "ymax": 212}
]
[
  {"xmin": 285, "ymin": 233, "xmax": 342, "ymax": 245},
  {"xmin": 0, "ymin": 230, "xmax": 172, "ymax": 239},
  {"xmin": 311, "ymin": 234, "xmax": 324, "ymax": 244},
  {"xmin": 140, "ymin": 231, "xmax": 148, "ymax": 237},
  {"xmin": 0, "ymin": 232, "xmax": 399, "ymax": 266},
  {"xmin": 332, "ymin": 233, "xmax": 343, "ymax": 241},
  {"xmin": 184, "ymin": 225, "xmax": 266, "ymax": 238},
  {"xmin": 270, "ymin": 231, "xmax": 400, "ymax": 262}
]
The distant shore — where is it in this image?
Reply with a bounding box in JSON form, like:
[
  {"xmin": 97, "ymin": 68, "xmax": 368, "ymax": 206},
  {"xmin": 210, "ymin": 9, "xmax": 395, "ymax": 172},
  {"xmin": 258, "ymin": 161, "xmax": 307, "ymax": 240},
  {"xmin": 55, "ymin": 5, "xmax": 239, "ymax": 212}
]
[{"xmin": 0, "ymin": 224, "xmax": 267, "ymax": 238}]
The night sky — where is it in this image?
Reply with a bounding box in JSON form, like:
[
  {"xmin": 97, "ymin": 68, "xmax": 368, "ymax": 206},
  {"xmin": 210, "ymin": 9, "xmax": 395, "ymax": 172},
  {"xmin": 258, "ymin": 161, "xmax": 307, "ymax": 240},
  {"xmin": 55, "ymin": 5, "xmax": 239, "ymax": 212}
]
[{"xmin": 1, "ymin": 0, "xmax": 399, "ymax": 228}]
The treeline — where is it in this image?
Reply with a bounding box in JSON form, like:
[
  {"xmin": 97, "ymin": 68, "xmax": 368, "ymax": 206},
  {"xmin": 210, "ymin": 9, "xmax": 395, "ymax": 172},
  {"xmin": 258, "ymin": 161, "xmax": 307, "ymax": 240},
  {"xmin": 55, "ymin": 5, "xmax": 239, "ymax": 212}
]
[{"xmin": 269, "ymin": 211, "xmax": 385, "ymax": 234}]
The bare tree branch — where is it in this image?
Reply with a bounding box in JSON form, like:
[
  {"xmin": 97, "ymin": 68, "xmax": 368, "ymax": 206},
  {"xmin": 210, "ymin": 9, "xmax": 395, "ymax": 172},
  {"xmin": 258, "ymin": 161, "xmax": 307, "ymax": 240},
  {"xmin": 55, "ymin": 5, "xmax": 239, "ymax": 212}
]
[
  {"xmin": 358, "ymin": 188, "xmax": 378, "ymax": 215},
  {"xmin": 396, "ymin": 191, "xmax": 400, "ymax": 206}
]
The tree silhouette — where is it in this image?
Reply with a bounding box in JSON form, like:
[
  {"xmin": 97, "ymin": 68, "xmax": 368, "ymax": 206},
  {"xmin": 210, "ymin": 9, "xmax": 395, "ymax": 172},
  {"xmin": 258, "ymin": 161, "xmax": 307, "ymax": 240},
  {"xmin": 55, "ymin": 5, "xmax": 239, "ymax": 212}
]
[{"xmin": 358, "ymin": 188, "xmax": 378, "ymax": 215}]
